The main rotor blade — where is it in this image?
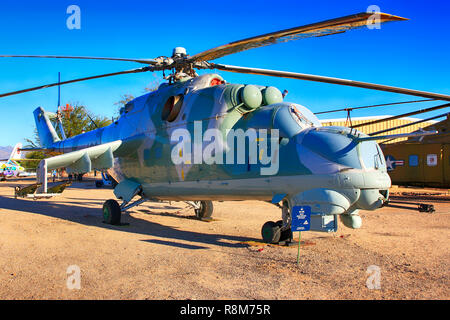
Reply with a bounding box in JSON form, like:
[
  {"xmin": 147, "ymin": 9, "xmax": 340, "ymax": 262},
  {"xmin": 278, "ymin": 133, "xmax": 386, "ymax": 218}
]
[
  {"xmin": 357, "ymin": 130, "xmax": 438, "ymax": 142},
  {"xmin": 351, "ymin": 102, "xmax": 450, "ymax": 128},
  {"xmin": 315, "ymin": 99, "xmax": 435, "ymax": 115},
  {"xmin": 190, "ymin": 12, "xmax": 407, "ymax": 62},
  {"xmin": 368, "ymin": 111, "xmax": 449, "ymax": 136},
  {"xmin": 0, "ymin": 67, "xmax": 152, "ymax": 98},
  {"xmin": 0, "ymin": 55, "xmax": 157, "ymax": 65},
  {"xmin": 209, "ymin": 63, "xmax": 450, "ymax": 101}
]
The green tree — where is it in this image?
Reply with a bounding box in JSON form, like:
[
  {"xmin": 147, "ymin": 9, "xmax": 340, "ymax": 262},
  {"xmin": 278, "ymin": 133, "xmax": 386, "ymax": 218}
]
[
  {"xmin": 19, "ymin": 150, "xmax": 45, "ymax": 170},
  {"xmin": 59, "ymin": 104, "xmax": 112, "ymax": 138}
]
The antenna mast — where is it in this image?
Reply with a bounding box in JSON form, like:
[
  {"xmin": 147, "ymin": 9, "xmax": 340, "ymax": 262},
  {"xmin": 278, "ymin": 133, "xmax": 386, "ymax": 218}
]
[{"xmin": 56, "ymin": 72, "xmax": 67, "ymax": 140}]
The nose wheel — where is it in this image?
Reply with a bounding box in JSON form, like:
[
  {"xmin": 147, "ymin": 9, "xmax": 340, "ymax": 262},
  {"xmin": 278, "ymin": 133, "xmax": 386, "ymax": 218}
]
[
  {"xmin": 103, "ymin": 199, "xmax": 122, "ymax": 225},
  {"xmin": 194, "ymin": 200, "xmax": 213, "ymax": 219},
  {"xmin": 261, "ymin": 200, "xmax": 293, "ymax": 244},
  {"xmin": 185, "ymin": 200, "xmax": 214, "ymax": 220},
  {"xmin": 261, "ymin": 220, "xmax": 293, "ymax": 244},
  {"xmin": 261, "ymin": 221, "xmax": 281, "ymax": 244}
]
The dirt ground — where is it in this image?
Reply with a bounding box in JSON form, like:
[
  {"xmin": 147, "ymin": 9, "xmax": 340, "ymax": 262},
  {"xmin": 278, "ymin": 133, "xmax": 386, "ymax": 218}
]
[{"xmin": 0, "ymin": 178, "xmax": 449, "ymax": 300}]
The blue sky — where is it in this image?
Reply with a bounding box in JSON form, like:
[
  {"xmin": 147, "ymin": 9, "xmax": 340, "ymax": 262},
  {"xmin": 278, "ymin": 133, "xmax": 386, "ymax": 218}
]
[{"xmin": 0, "ymin": 0, "xmax": 449, "ymax": 146}]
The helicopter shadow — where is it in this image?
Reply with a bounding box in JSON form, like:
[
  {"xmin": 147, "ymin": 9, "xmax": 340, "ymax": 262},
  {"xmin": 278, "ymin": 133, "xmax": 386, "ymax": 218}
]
[
  {"xmin": 0, "ymin": 195, "xmax": 255, "ymax": 249},
  {"xmin": 136, "ymin": 207, "xmax": 200, "ymax": 221},
  {"xmin": 139, "ymin": 204, "xmax": 185, "ymax": 210}
]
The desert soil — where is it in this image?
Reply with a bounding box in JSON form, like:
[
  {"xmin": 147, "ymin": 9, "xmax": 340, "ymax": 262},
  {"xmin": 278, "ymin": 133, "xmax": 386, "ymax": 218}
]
[{"xmin": 0, "ymin": 178, "xmax": 449, "ymax": 299}]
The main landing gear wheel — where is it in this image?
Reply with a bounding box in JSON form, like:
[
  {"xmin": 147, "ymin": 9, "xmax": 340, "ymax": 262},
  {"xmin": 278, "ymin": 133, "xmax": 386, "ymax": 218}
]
[
  {"xmin": 194, "ymin": 200, "xmax": 213, "ymax": 219},
  {"xmin": 276, "ymin": 220, "xmax": 293, "ymax": 243},
  {"xmin": 261, "ymin": 221, "xmax": 281, "ymax": 244},
  {"xmin": 103, "ymin": 199, "xmax": 121, "ymax": 225}
]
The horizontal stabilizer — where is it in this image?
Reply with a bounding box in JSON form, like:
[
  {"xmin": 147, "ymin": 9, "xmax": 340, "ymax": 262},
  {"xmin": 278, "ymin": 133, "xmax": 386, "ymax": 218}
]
[{"xmin": 17, "ymin": 147, "xmax": 48, "ymax": 152}]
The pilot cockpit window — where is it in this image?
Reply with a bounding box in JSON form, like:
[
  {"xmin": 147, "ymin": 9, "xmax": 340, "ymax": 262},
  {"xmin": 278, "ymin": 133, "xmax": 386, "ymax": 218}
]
[{"xmin": 289, "ymin": 105, "xmax": 313, "ymax": 129}]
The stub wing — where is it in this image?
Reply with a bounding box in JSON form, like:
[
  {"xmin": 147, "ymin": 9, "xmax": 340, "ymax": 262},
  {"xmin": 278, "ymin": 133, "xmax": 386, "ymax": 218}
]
[
  {"xmin": 33, "ymin": 140, "xmax": 122, "ymax": 194},
  {"xmin": 42, "ymin": 140, "xmax": 122, "ymax": 173}
]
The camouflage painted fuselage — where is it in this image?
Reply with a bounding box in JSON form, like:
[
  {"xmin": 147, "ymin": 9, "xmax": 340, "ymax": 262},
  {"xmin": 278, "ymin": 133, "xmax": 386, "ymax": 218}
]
[{"xmin": 35, "ymin": 74, "xmax": 391, "ymax": 222}]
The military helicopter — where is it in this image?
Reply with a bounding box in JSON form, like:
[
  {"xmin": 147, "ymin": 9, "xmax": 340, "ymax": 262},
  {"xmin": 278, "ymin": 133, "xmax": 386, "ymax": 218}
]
[{"xmin": 1, "ymin": 12, "xmax": 449, "ymax": 244}]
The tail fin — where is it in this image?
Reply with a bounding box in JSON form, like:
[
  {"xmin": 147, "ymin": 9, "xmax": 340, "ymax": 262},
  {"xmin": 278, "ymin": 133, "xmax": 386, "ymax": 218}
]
[
  {"xmin": 7, "ymin": 143, "xmax": 23, "ymax": 161},
  {"xmin": 33, "ymin": 107, "xmax": 61, "ymax": 148}
]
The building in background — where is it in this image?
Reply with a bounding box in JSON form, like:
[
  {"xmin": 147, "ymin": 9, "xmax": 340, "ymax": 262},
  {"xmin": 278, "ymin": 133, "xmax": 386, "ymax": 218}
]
[
  {"xmin": 320, "ymin": 115, "xmax": 450, "ymax": 188},
  {"xmin": 381, "ymin": 117, "xmax": 450, "ymax": 188}
]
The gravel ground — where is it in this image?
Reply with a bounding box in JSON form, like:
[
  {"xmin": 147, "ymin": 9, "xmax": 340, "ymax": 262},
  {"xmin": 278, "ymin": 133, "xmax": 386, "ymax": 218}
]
[{"xmin": 0, "ymin": 178, "xmax": 448, "ymax": 299}]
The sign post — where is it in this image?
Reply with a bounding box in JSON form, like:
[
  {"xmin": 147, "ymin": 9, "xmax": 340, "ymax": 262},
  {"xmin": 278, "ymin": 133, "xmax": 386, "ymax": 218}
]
[{"xmin": 291, "ymin": 206, "xmax": 311, "ymax": 265}]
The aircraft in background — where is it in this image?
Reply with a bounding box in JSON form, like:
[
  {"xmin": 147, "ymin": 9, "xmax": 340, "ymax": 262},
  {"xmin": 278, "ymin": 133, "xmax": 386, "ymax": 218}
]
[{"xmin": 0, "ymin": 143, "xmax": 26, "ymax": 180}]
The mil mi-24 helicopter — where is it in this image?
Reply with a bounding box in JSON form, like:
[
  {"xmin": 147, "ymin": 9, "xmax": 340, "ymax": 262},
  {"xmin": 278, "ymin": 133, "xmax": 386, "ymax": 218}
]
[{"xmin": 2, "ymin": 12, "xmax": 449, "ymax": 244}]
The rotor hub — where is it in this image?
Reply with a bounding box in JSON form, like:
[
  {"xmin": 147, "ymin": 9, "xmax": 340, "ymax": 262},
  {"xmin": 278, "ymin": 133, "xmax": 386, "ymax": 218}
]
[{"xmin": 172, "ymin": 47, "xmax": 187, "ymax": 58}]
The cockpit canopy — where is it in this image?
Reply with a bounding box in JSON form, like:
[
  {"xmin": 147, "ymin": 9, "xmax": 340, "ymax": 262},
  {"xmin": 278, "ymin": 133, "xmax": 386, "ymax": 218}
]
[
  {"xmin": 236, "ymin": 102, "xmax": 321, "ymax": 138},
  {"xmin": 299, "ymin": 126, "xmax": 386, "ymax": 170}
]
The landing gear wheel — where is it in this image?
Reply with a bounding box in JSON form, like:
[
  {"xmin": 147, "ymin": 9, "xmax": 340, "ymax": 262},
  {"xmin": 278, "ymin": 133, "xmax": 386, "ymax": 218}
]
[
  {"xmin": 280, "ymin": 229, "xmax": 293, "ymax": 242},
  {"xmin": 103, "ymin": 199, "xmax": 121, "ymax": 225},
  {"xmin": 276, "ymin": 220, "xmax": 293, "ymax": 243},
  {"xmin": 261, "ymin": 221, "xmax": 281, "ymax": 244},
  {"xmin": 194, "ymin": 200, "xmax": 213, "ymax": 219}
]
